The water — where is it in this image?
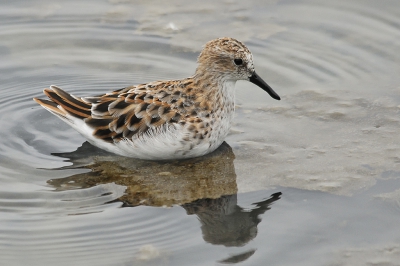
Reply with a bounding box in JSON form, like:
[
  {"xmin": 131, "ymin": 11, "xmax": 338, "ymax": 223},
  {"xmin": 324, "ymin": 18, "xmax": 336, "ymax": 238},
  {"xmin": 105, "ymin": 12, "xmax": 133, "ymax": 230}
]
[{"xmin": 1, "ymin": 0, "xmax": 400, "ymax": 265}]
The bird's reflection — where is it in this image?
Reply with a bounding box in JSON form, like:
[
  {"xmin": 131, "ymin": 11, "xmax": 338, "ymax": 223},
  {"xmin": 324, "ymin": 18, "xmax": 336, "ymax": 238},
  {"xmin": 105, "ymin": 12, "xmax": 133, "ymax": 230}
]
[
  {"xmin": 48, "ymin": 141, "xmax": 282, "ymax": 263},
  {"xmin": 182, "ymin": 192, "xmax": 281, "ymax": 248},
  {"xmin": 49, "ymin": 141, "xmax": 237, "ymax": 206}
]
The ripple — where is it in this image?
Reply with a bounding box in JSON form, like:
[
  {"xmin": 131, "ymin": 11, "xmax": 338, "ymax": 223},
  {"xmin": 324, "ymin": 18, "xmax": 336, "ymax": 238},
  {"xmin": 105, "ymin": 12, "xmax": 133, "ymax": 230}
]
[
  {"xmin": 0, "ymin": 195, "xmax": 204, "ymax": 266},
  {"xmin": 0, "ymin": 39, "xmax": 193, "ymax": 169},
  {"xmin": 248, "ymin": 1, "xmax": 400, "ymax": 88},
  {"xmin": 0, "ymin": 188, "xmax": 282, "ymax": 266},
  {"xmin": 1, "ymin": 1, "xmax": 400, "ymax": 265}
]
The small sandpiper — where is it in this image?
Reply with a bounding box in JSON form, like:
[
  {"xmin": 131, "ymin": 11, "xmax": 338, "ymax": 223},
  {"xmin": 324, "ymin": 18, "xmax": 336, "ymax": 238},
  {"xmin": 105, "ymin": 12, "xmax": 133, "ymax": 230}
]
[{"xmin": 34, "ymin": 37, "xmax": 280, "ymax": 160}]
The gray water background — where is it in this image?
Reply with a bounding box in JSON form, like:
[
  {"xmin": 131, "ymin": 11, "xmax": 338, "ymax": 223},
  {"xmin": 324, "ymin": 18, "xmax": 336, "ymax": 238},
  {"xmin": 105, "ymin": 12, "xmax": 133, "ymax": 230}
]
[{"xmin": 1, "ymin": 0, "xmax": 400, "ymax": 265}]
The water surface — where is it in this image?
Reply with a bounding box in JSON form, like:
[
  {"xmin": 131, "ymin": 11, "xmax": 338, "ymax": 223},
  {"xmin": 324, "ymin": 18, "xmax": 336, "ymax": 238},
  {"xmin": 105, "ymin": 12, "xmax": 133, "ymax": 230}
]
[{"xmin": 1, "ymin": 0, "xmax": 400, "ymax": 265}]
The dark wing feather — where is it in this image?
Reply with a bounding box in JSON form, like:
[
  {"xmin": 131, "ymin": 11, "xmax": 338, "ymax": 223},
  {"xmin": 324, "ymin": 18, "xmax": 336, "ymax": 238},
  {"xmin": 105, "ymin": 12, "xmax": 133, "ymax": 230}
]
[
  {"xmin": 34, "ymin": 80, "xmax": 200, "ymax": 144},
  {"xmin": 84, "ymin": 84, "xmax": 186, "ymax": 143}
]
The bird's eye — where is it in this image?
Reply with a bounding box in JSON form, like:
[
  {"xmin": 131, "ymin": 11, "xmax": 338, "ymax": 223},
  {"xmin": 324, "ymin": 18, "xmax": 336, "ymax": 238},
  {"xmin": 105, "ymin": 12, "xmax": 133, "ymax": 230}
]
[{"xmin": 234, "ymin": 58, "xmax": 243, "ymax": 65}]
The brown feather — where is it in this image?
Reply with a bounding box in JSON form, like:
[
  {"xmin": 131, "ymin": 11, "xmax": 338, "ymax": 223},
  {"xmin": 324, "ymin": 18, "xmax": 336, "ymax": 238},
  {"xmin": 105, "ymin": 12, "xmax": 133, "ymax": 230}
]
[
  {"xmin": 34, "ymin": 74, "xmax": 213, "ymax": 143},
  {"xmin": 43, "ymin": 87, "xmax": 91, "ymax": 119}
]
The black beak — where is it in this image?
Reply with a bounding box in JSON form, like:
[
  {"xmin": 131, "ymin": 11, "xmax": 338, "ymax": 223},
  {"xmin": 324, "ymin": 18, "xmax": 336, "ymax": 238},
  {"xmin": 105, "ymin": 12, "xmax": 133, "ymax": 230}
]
[{"xmin": 249, "ymin": 72, "xmax": 280, "ymax": 100}]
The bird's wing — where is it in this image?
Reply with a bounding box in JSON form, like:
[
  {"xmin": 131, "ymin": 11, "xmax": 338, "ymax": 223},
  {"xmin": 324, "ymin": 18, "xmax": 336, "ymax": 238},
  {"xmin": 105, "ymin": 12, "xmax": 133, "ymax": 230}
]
[{"xmin": 83, "ymin": 84, "xmax": 184, "ymax": 142}]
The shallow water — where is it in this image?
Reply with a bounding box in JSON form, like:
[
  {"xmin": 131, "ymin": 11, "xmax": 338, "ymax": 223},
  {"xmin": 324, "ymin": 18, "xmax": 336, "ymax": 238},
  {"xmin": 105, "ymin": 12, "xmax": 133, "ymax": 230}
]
[{"xmin": 1, "ymin": 0, "xmax": 400, "ymax": 265}]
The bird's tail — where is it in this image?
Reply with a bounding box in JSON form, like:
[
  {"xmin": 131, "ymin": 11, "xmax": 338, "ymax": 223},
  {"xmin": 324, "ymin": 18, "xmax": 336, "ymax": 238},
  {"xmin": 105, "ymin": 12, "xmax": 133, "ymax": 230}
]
[{"xmin": 33, "ymin": 85, "xmax": 92, "ymax": 120}]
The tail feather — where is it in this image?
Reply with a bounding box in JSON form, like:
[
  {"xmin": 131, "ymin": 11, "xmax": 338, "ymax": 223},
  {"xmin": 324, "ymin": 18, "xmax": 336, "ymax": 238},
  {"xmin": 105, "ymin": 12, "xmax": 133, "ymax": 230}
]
[
  {"xmin": 33, "ymin": 97, "xmax": 67, "ymax": 118},
  {"xmin": 34, "ymin": 85, "xmax": 92, "ymax": 120}
]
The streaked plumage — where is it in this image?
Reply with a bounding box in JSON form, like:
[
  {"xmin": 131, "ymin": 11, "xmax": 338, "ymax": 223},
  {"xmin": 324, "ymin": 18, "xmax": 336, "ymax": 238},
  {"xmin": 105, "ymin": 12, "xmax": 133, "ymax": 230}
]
[{"xmin": 33, "ymin": 37, "xmax": 280, "ymax": 160}]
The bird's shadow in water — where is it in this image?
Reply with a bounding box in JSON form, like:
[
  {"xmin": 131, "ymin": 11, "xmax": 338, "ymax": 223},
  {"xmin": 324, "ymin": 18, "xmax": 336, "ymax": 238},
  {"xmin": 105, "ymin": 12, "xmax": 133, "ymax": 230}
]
[{"xmin": 48, "ymin": 141, "xmax": 282, "ymax": 264}]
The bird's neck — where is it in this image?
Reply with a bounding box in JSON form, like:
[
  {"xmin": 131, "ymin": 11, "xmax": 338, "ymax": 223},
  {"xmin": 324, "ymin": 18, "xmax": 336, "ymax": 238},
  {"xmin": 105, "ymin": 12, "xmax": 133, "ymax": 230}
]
[{"xmin": 192, "ymin": 72, "xmax": 235, "ymax": 103}]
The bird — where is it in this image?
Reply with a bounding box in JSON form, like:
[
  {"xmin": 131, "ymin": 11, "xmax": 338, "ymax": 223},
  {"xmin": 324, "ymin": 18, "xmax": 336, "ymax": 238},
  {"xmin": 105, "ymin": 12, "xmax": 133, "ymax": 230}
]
[{"xmin": 33, "ymin": 37, "xmax": 280, "ymax": 160}]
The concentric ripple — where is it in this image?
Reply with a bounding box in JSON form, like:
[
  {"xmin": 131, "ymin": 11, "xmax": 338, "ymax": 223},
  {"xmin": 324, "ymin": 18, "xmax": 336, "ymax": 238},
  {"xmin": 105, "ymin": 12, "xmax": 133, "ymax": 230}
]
[{"xmin": 1, "ymin": 0, "xmax": 400, "ymax": 265}]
